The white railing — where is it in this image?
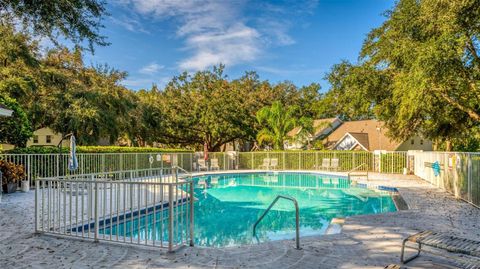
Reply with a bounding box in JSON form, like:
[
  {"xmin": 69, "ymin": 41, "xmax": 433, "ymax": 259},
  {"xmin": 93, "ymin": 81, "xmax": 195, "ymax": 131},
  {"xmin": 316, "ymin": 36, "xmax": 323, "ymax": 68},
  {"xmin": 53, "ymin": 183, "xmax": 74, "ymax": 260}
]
[
  {"xmin": 0, "ymin": 152, "xmax": 195, "ymax": 183},
  {"xmin": 413, "ymin": 151, "xmax": 480, "ymax": 208},
  {"xmin": 1, "ymin": 151, "xmax": 410, "ymax": 186},
  {"xmin": 34, "ymin": 168, "xmax": 195, "ymax": 251}
]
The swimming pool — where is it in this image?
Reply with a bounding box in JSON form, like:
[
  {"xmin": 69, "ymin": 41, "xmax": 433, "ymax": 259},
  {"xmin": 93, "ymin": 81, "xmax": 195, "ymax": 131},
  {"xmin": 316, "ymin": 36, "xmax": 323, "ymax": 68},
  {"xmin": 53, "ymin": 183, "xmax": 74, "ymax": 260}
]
[{"xmin": 100, "ymin": 172, "xmax": 398, "ymax": 247}]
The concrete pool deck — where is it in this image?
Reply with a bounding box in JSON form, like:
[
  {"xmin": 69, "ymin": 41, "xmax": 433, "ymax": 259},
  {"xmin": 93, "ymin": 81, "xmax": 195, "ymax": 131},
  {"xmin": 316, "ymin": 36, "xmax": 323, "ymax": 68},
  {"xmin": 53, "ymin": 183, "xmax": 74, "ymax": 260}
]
[{"xmin": 1, "ymin": 173, "xmax": 479, "ymax": 268}]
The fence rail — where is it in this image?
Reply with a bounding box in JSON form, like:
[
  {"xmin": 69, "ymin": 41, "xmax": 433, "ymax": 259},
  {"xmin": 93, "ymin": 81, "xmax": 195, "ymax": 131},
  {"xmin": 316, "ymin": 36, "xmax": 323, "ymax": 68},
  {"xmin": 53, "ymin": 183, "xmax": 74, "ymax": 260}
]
[{"xmin": 34, "ymin": 168, "xmax": 194, "ymax": 251}]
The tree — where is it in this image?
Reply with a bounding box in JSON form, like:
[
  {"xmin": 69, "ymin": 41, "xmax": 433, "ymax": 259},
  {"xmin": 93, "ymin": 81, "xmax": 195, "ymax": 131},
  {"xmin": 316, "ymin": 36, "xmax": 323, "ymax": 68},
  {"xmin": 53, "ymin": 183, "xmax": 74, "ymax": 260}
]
[
  {"xmin": 325, "ymin": 0, "xmax": 480, "ymax": 150},
  {"xmin": 41, "ymin": 48, "xmax": 135, "ymax": 145},
  {"xmin": 0, "ymin": 0, "xmax": 108, "ymax": 51},
  {"xmin": 322, "ymin": 61, "xmax": 384, "ymax": 120},
  {"xmin": 0, "ymin": 94, "xmax": 32, "ymax": 147},
  {"xmin": 256, "ymin": 101, "xmax": 312, "ymax": 150},
  {"xmin": 158, "ymin": 66, "xmax": 258, "ymax": 151}
]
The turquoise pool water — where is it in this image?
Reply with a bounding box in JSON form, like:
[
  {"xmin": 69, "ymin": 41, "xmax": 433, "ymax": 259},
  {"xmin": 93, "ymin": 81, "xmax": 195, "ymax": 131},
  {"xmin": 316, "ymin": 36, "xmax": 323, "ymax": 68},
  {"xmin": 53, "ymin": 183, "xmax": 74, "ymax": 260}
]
[{"xmin": 100, "ymin": 172, "xmax": 397, "ymax": 247}]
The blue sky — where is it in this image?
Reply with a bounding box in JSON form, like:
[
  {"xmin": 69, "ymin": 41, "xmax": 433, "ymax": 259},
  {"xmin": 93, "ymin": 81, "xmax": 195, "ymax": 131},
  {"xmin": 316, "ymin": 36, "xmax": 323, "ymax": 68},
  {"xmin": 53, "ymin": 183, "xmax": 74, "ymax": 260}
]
[{"xmin": 84, "ymin": 0, "xmax": 395, "ymax": 91}]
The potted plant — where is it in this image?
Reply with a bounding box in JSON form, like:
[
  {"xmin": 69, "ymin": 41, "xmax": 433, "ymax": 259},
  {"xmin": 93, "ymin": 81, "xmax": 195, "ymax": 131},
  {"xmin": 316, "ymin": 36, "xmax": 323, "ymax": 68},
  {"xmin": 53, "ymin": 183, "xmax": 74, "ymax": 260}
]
[{"xmin": 0, "ymin": 160, "xmax": 26, "ymax": 194}]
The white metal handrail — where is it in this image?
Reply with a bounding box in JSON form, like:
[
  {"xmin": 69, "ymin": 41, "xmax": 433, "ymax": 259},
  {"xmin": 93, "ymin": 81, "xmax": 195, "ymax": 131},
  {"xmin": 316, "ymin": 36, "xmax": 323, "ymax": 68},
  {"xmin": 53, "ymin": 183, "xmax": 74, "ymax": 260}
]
[
  {"xmin": 347, "ymin": 163, "xmax": 369, "ymax": 181},
  {"xmin": 252, "ymin": 195, "xmax": 300, "ymax": 249}
]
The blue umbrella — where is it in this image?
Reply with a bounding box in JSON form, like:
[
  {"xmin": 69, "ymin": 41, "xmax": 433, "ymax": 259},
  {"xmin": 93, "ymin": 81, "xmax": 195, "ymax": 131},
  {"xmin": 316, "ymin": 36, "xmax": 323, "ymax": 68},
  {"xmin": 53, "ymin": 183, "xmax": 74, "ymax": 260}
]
[{"xmin": 68, "ymin": 135, "xmax": 78, "ymax": 171}]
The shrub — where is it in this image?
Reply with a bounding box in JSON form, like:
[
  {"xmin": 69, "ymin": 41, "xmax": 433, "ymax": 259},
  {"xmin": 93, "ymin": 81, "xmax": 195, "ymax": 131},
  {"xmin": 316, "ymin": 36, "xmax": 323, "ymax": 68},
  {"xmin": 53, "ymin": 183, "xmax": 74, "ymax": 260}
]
[
  {"xmin": 0, "ymin": 160, "xmax": 26, "ymax": 186},
  {"xmin": 2, "ymin": 146, "xmax": 192, "ymax": 154}
]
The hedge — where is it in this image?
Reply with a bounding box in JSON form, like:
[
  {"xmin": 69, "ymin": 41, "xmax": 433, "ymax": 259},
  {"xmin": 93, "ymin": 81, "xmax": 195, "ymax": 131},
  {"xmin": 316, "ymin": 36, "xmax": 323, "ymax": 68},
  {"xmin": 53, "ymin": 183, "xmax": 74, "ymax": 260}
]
[{"xmin": 2, "ymin": 146, "xmax": 192, "ymax": 154}]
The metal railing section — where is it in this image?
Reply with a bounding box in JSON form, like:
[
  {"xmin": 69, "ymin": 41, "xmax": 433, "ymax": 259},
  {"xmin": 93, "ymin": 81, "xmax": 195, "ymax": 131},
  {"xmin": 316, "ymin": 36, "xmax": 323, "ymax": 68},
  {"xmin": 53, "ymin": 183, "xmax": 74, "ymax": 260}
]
[
  {"xmin": 34, "ymin": 173, "xmax": 195, "ymax": 251},
  {"xmin": 0, "ymin": 151, "xmax": 411, "ymax": 185},
  {"xmin": 253, "ymin": 195, "xmax": 300, "ymax": 249}
]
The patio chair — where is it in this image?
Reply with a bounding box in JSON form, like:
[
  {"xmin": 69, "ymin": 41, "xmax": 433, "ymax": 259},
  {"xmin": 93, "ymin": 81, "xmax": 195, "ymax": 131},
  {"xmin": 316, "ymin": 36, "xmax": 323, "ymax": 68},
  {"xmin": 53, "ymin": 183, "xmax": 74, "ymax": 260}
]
[
  {"xmin": 210, "ymin": 158, "xmax": 220, "ymax": 170},
  {"xmin": 400, "ymin": 230, "xmax": 480, "ymax": 267},
  {"xmin": 258, "ymin": 158, "xmax": 270, "ymax": 170},
  {"xmin": 321, "ymin": 158, "xmax": 331, "ymax": 170},
  {"xmin": 331, "ymin": 158, "xmax": 339, "ymax": 171},
  {"xmin": 270, "ymin": 158, "xmax": 278, "ymax": 170},
  {"xmin": 197, "ymin": 159, "xmax": 208, "ymax": 171}
]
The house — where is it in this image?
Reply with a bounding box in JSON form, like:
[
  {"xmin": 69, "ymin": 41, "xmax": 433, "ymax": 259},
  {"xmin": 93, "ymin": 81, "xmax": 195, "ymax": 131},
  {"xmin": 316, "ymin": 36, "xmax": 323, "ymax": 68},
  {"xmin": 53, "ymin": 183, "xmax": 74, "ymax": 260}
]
[
  {"xmin": 27, "ymin": 127, "xmax": 70, "ymax": 147},
  {"xmin": 323, "ymin": 119, "xmax": 432, "ymax": 151},
  {"xmin": 286, "ymin": 118, "xmax": 432, "ymax": 151},
  {"xmin": 285, "ymin": 118, "xmax": 342, "ymax": 150},
  {"xmin": 0, "ymin": 104, "xmax": 13, "ymax": 117}
]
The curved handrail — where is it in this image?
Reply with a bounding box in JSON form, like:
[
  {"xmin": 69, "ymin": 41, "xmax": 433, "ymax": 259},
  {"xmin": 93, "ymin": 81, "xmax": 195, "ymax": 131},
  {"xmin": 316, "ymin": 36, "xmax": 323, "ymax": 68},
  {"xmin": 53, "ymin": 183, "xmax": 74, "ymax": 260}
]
[
  {"xmin": 252, "ymin": 195, "xmax": 300, "ymax": 249},
  {"xmin": 173, "ymin": 165, "xmax": 193, "ymax": 181},
  {"xmin": 348, "ymin": 163, "xmax": 367, "ymax": 173},
  {"xmin": 347, "ymin": 163, "xmax": 368, "ymax": 181}
]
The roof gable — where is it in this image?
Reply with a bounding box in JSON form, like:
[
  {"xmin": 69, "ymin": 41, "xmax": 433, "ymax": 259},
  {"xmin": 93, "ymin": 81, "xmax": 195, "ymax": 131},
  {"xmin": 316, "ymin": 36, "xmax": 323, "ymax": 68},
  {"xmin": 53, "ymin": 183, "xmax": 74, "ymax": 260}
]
[
  {"xmin": 323, "ymin": 119, "xmax": 402, "ymax": 151},
  {"xmin": 332, "ymin": 132, "xmax": 369, "ymax": 151}
]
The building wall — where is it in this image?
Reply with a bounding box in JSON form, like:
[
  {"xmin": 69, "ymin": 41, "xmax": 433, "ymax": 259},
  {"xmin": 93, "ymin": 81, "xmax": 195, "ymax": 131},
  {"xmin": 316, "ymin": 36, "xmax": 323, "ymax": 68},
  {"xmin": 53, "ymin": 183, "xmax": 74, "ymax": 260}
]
[
  {"xmin": 396, "ymin": 135, "xmax": 433, "ymax": 151},
  {"xmin": 27, "ymin": 128, "xmax": 69, "ymax": 147}
]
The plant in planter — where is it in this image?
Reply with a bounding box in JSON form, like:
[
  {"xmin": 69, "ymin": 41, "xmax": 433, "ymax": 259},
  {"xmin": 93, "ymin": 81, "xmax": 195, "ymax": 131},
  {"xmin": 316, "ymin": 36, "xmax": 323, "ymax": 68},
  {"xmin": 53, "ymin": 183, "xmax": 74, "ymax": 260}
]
[{"xmin": 0, "ymin": 160, "xmax": 25, "ymax": 193}]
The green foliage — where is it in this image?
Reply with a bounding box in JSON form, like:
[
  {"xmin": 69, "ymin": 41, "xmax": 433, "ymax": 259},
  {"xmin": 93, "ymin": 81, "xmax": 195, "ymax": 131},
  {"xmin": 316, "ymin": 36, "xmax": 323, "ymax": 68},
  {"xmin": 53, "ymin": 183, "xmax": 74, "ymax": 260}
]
[
  {"xmin": 324, "ymin": 0, "xmax": 480, "ymax": 149},
  {"xmin": 0, "ymin": 0, "xmax": 108, "ymax": 51},
  {"xmin": 256, "ymin": 101, "xmax": 312, "ymax": 150},
  {"xmin": 3, "ymin": 146, "xmax": 191, "ymax": 154},
  {"xmin": 0, "ymin": 94, "xmax": 32, "ymax": 146},
  {"xmin": 0, "ymin": 160, "xmax": 25, "ymax": 184}
]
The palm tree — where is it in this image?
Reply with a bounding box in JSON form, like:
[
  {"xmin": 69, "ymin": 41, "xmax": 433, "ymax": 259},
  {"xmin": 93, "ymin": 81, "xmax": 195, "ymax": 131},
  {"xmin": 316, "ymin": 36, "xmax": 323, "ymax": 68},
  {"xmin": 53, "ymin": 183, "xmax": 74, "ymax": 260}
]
[{"xmin": 256, "ymin": 101, "xmax": 311, "ymax": 150}]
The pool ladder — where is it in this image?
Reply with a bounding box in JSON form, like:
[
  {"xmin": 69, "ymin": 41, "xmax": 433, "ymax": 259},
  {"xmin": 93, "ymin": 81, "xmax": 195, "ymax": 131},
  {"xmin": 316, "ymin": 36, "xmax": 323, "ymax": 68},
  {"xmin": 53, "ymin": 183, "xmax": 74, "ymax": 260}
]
[{"xmin": 252, "ymin": 195, "xmax": 301, "ymax": 249}]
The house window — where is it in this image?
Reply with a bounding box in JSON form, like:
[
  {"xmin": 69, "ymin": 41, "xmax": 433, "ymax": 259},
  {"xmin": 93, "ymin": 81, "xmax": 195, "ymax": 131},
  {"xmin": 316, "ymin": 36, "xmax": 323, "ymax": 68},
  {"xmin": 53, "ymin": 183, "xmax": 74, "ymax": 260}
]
[
  {"xmin": 46, "ymin": 135, "xmax": 52, "ymax": 144},
  {"xmin": 411, "ymin": 139, "xmax": 414, "ymax": 145},
  {"xmin": 33, "ymin": 135, "xmax": 39, "ymax": 144},
  {"xmin": 420, "ymin": 139, "xmax": 424, "ymax": 145}
]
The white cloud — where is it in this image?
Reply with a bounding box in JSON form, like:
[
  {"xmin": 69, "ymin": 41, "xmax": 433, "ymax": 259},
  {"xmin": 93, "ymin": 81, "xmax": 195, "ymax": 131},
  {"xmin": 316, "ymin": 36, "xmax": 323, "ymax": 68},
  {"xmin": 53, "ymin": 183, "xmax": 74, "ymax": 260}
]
[
  {"xmin": 118, "ymin": 0, "xmax": 316, "ymax": 71},
  {"xmin": 110, "ymin": 16, "xmax": 150, "ymax": 34},
  {"xmin": 139, "ymin": 63, "xmax": 164, "ymax": 74}
]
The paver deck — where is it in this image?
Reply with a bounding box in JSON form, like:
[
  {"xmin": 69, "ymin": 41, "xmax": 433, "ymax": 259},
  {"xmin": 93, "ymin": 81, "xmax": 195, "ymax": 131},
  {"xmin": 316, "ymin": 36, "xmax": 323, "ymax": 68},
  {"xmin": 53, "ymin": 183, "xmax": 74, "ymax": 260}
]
[{"xmin": 1, "ymin": 173, "xmax": 479, "ymax": 268}]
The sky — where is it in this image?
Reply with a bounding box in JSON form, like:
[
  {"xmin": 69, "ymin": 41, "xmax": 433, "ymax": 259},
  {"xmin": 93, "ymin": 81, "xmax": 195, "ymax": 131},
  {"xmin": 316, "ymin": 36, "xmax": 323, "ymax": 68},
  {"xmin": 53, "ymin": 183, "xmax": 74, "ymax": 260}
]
[{"xmin": 83, "ymin": 0, "xmax": 395, "ymax": 92}]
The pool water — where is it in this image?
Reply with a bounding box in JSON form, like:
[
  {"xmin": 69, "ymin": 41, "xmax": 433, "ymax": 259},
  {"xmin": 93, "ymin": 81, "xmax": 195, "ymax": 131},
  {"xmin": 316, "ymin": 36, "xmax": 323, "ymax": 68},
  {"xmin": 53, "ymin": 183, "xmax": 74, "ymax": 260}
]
[{"xmin": 100, "ymin": 172, "xmax": 397, "ymax": 247}]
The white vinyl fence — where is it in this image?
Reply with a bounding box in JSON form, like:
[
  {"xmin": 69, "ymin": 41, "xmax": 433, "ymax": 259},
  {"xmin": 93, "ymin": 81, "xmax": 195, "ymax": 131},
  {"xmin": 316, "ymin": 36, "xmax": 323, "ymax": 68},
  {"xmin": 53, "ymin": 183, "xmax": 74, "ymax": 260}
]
[
  {"xmin": 413, "ymin": 151, "xmax": 480, "ymax": 207},
  {"xmin": 35, "ymin": 168, "xmax": 194, "ymax": 251}
]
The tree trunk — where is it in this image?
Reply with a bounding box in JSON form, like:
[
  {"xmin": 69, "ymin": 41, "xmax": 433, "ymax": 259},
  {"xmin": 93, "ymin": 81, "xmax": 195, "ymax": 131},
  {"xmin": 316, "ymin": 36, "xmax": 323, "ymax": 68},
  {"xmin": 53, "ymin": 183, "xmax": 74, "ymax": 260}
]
[{"xmin": 445, "ymin": 140, "xmax": 452, "ymax": 152}]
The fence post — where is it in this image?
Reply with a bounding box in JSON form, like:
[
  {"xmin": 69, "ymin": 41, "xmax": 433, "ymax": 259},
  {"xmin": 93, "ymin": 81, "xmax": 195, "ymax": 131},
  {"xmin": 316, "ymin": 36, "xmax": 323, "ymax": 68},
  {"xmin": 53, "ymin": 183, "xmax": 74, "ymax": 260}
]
[
  {"xmin": 468, "ymin": 154, "xmax": 472, "ymax": 203},
  {"xmin": 168, "ymin": 185, "xmax": 174, "ymax": 252},
  {"xmin": 175, "ymin": 167, "xmax": 178, "ymax": 183},
  {"xmin": 35, "ymin": 179, "xmax": 39, "ymax": 233},
  {"xmin": 251, "ymin": 152, "xmax": 254, "ymax": 169},
  {"xmin": 94, "ymin": 178, "xmax": 99, "ymax": 242},
  {"xmin": 27, "ymin": 154, "xmax": 31, "ymax": 184},
  {"xmin": 189, "ymin": 181, "xmax": 194, "ymax": 247}
]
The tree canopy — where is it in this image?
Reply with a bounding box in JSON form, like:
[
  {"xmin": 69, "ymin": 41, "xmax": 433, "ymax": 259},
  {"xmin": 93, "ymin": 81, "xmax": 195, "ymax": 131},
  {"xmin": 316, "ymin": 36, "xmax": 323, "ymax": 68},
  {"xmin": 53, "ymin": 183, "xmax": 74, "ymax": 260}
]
[
  {"xmin": 0, "ymin": 0, "xmax": 108, "ymax": 51},
  {"xmin": 0, "ymin": 93, "xmax": 32, "ymax": 147},
  {"xmin": 324, "ymin": 0, "xmax": 480, "ymax": 150}
]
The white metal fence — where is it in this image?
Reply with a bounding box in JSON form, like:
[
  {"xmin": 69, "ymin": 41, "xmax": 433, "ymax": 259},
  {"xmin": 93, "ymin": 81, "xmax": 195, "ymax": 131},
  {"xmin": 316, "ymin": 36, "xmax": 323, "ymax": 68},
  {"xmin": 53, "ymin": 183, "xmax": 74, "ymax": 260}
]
[
  {"xmin": 0, "ymin": 151, "xmax": 410, "ymax": 185},
  {"xmin": 413, "ymin": 151, "xmax": 480, "ymax": 207},
  {"xmin": 34, "ymin": 168, "xmax": 194, "ymax": 251},
  {"xmin": 210, "ymin": 151, "xmax": 408, "ymax": 173},
  {"xmin": 0, "ymin": 152, "xmax": 195, "ymax": 183}
]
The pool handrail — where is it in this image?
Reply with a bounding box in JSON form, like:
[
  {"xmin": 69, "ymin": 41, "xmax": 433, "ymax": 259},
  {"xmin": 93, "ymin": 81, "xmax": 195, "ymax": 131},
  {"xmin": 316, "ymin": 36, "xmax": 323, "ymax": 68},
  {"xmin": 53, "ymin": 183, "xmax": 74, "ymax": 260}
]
[
  {"xmin": 252, "ymin": 195, "xmax": 300, "ymax": 249},
  {"xmin": 173, "ymin": 165, "xmax": 193, "ymax": 182},
  {"xmin": 348, "ymin": 163, "xmax": 369, "ymax": 181}
]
